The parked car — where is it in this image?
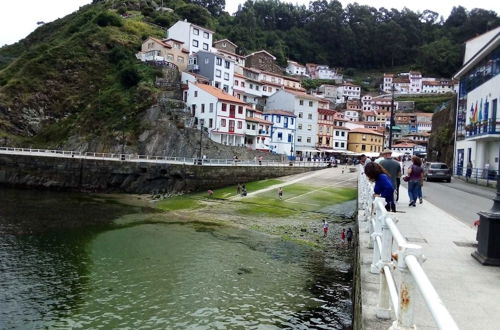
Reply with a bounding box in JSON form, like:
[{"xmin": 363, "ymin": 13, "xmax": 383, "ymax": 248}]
[{"xmin": 424, "ymin": 162, "xmax": 451, "ymax": 182}]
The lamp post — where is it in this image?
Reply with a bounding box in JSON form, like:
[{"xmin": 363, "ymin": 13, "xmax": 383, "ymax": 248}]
[
  {"xmin": 120, "ymin": 115, "xmax": 127, "ymax": 160},
  {"xmin": 198, "ymin": 120, "xmax": 204, "ymax": 165},
  {"xmin": 388, "ymin": 83, "xmax": 395, "ymax": 148},
  {"xmin": 472, "ymin": 146, "xmax": 500, "ymax": 266}
]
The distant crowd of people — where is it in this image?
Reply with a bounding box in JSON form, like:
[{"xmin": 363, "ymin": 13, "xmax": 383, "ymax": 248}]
[{"xmin": 361, "ymin": 149, "xmax": 424, "ymax": 211}]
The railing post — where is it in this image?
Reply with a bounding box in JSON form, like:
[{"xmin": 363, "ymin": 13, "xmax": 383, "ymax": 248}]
[
  {"xmin": 377, "ymin": 214, "xmax": 394, "ymax": 319},
  {"xmin": 370, "ymin": 198, "xmax": 385, "ymax": 274},
  {"xmin": 391, "ymin": 244, "xmax": 422, "ymax": 330}
]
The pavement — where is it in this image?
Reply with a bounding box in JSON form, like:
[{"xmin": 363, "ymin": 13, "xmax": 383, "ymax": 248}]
[
  {"xmin": 358, "ymin": 184, "xmax": 500, "ymax": 330},
  {"xmin": 414, "ymin": 178, "xmax": 495, "ymax": 226}
]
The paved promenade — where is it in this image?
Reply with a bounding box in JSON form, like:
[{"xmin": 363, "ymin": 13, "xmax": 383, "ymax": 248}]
[{"xmin": 359, "ymin": 184, "xmax": 500, "ymax": 329}]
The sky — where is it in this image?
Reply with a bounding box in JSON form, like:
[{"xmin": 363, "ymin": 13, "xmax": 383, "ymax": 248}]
[{"xmin": 0, "ymin": 0, "xmax": 499, "ymax": 46}]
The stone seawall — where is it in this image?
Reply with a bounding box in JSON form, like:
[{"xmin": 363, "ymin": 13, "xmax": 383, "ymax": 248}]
[{"xmin": 0, "ymin": 154, "xmax": 317, "ymax": 194}]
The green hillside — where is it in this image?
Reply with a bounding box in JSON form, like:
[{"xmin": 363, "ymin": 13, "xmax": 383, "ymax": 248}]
[{"xmin": 0, "ymin": 3, "xmax": 164, "ymax": 146}]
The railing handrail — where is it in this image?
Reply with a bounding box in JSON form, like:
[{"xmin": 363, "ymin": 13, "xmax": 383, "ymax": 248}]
[
  {"xmin": 358, "ymin": 165, "xmax": 458, "ymax": 329},
  {"xmin": 0, "ymin": 146, "xmax": 339, "ymax": 168}
]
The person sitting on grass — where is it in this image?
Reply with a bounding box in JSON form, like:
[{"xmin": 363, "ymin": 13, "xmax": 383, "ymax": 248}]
[{"xmin": 364, "ymin": 162, "xmax": 396, "ymax": 212}]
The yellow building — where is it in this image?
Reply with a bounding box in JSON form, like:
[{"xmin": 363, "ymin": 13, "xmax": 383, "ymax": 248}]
[{"xmin": 348, "ymin": 128, "xmax": 384, "ymax": 153}]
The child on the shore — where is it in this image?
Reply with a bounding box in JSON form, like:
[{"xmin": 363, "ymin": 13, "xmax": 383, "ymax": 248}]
[
  {"xmin": 278, "ymin": 187, "xmax": 283, "ymax": 200},
  {"xmin": 341, "ymin": 228, "xmax": 346, "ymax": 244},
  {"xmin": 323, "ymin": 220, "xmax": 329, "ymax": 237}
]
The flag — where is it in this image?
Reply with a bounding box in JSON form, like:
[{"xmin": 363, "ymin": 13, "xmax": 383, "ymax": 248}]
[
  {"xmin": 469, "ymin": 104, "xmax": 474, "ymax": 123},
  {"xmin": 473, "ymin": 101, "xmax": 479, "ymax": 123},
  {"xmin": 484, "ymin": 98, "xmax": 489, "ymax": 121},
  {"xmin": 478, "ymin": 99, "xmax": 483, "ymax": 122}
]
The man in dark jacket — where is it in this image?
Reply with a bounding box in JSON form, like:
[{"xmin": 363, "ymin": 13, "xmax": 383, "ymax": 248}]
[{"xmin": 379, "ymin": 149, "xmax": 401, "ymax": 204}]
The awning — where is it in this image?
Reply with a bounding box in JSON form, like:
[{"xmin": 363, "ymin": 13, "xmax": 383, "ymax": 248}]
[{"xmin": 297, "ymin": 148, "xmax": 320, "ymax": 153}]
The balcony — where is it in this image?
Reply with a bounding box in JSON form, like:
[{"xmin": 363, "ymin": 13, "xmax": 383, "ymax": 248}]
[{"xmin": 465, "ymin": 119, "xmax": 500, "ymax": 140}]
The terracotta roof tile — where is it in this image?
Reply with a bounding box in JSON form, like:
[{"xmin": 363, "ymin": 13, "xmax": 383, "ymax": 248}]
[
  {"xmin": 349, "ymin": 128, "xmax": 384, "ymax": 136},
  {"xmin": 263, "ymin": 109, "xmax": 296, "ymax": 117},
  {"xmin": 246, "ymin": 117, "xmax": 273, "ymax": 125},
  {"xmin": 195, "ymin": 83, "xmax": 248, "ymax": 105}
]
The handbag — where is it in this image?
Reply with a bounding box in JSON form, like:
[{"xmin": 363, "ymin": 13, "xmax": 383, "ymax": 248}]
[{"xmin": 403, "ymin": 176, "xmax": 410, "ymax": 182}]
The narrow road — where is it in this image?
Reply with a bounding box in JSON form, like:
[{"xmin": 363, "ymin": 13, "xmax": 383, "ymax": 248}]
[{"xmin": 402, "ymin": 178, "xmax": 495, "ymax": 226}]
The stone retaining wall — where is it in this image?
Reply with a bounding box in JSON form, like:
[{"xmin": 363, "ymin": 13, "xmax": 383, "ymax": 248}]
[{"xmin": 0, "ymin": 154, "xmax": 317, "ymax": 194}]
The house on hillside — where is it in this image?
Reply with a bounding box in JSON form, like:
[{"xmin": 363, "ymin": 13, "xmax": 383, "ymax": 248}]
[
  {"xmin": 333, "ymin": 112, "xmax": 349, "ymax": 151},
  {"xmin": 317, "ymin": 108, "xmax": 336, "ymax": 151},
  {"xmin": 188, "ymin": 51, "xmax": 235, "ymax": 94},
  {"xmin": 347, "ymin": 128, "xmax": 383, "ymax": 154},
  {"xmin": 166, "ymin": 20, "xmax": 214, "ymax": 54},
  {"xmin": 286, "ymin": 60, "xmax": 308, "ymax": 76},
  {"xmin": 137, "ymin": 37, "xmax": 189, "ymax": 71},
  {"xmin": 264, "ymin": 109, "xmax": 296, "ymax": 157},
  {"xmin": 213, "ymin": 39, "xmax": 245, "ymax": 72},
  {"xmin": 186, "ymin": 82, "xmax": 248, "ymax": 146},
  {"xmin": 266, "ymin": 89, "xmax": 322, "ymax": 158},
  {"xmin": 245, "ymin": 50, "xmax": 282, "ymax": 74},
  {"xmin": 245, "ymin": 107, "xmax": 272, "ymax": 151}
]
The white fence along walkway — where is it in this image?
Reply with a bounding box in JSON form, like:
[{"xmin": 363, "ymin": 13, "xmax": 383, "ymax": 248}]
[
  {"xmin": 357, "ymin": 166, "xmax": 458, "ymax": 329},
  {"xmin": 0, "ymin": 147, "xmax": 330, "ymax": 168}
]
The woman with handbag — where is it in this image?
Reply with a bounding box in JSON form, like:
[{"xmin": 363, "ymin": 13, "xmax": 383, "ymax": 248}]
[{"xmin": 406, "ymin": 156, "xmax": 423, "ymax": 207}]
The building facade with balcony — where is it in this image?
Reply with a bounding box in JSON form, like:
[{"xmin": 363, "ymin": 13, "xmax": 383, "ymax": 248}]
[
  {"xmin": 245, "ymin": 108, "xmax": 272, "ymax": 151},
  {"xmin": 186, "ymin": 82, "xmax": 247, "ymax": 146},
  {"xmin": 263, "ymin": 110, "xmax": 296, "ymax": 157},
  {"xmin": 265, "ymin": 90, "xmax": 320, "ymax": 158},
  {"xmin": 138, "ymin": 37, "xmax": 189, "ymax": 71},
  {"xmin": 454, "ymin": 27, "xmax": 500, "ymax": 175},
  {"xmin": 188, "ymin": 51, "xmax": 235, "ymax": 94}
]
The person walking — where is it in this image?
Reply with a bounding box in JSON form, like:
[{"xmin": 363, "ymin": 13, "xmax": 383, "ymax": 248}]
[
  {"xmin": 346, "ymin": 228, "xmax": 353, "ymax": 247},
  {"xmin": 364, "ymin": 162, "xmax": 396, "ymax": 212},
  {"xmin": 379, "ymin": 149, "xmax": 401, "ymax": 205},
  {"xmin": 278, "ymin": 187, "xmax": 283, "ymax": 200},
  {"xmin": 236, "ymin": 183, "xmax": 241, "ymax": 195},
  {"xmin": 406, "ymin": 156, "xmax": 424, "ymax": 206},
  {"xmin": 466, "ymin": 160, "xmax": 473, "ymax": 181},
  {"xmin": 323, "ymin": 220, "xmax": 329, "ymax": 238},
  {"xmin": 341, "ymin": 228, "xmax": 346, "ymax": 244}
]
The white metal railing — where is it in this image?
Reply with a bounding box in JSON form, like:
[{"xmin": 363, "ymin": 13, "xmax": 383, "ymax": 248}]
[
  {"xmin": 0, "ymin": 146, "xmax": 335, "ymax": 168},
  {"xmin": 358, "ymin": 166, "xmax": 459, "ymax": 329}
]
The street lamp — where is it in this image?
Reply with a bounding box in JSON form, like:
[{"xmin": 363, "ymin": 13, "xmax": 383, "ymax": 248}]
[
  {"xmin": 121, "ymin": 115, "xmax": 127, "ymax": 160},
  {"xmin": 388, "ymin": 83, "xmax": 395, "ymax": 148},
  {"xmin": 472, "ymin": 146, "xmax": 500, "ymax": 266},
  {"xmin": 198, "ymin": 120, "xmax": 204, "ymax": 165}
]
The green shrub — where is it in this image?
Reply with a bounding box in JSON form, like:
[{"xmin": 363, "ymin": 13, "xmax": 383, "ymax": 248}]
[
  {"xmin": 95, "ymin": 12, "xmax": 122, "ymax": 27},
  {"xmin": 120, "ymin": 66, "xmax": 141, "ymax": 87}
]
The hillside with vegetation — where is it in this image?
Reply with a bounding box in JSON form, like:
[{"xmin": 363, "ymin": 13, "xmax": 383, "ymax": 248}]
[{"xmin": 0, "ymin": 0, "xmax": 498, "ymax": 150}]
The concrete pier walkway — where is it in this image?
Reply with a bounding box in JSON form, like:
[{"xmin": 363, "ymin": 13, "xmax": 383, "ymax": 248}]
[{"xmin": 358, "ymin": 185, "xmax": 500, "ymax": 329}]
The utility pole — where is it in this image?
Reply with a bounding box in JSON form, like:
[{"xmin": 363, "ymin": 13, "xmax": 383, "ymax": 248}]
[{"xmin": 389, "ymin": 83, "xmax": 395, "ymax": 148}]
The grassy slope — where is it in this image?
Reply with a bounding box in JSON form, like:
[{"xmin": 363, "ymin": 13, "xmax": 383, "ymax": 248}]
[{"xmin": 0, "ymin": 4, "xmax": 164, "ymax": 145}]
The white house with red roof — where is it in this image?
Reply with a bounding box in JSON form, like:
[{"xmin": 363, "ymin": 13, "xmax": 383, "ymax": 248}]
[
  {"xmin": 186, "ymin": 82, "xmax": 248, "ymax": 146},
  {"xmin": 265, "ymin": 89, "xmax": 321, "ymax": 158}
]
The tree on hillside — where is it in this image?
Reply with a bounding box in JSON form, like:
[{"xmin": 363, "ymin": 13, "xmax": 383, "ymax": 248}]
[{"xmin": 186, "ymin": 0, "xmax": 225, "ymax": 16}]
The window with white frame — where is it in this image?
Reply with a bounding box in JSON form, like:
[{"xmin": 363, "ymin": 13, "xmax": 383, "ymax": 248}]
[
  {"xmin": 297, "ymin": 136, "xmax": 302, "ymax": 142},
  {"xmin": 216, "ymin": 69, "xmax": 221, "ymax": 77},
  {"xmin": 308, "ymin": 113, "xmax": 312, "ymax": 120},
  {"xmin": 203, "ymin": 31, "xmax": 209, "ymax": 39},
  {"xmin": 193, "ymin": 28, "xmax": 199, "ymax": 35},
  {"xmin": 203, "ymin": 43, "xmax": 209, "ymax": 50},
  {"xmin": 192, "ymin": 40, "xmax": 199, "ymax": 47},
  {"xmin": 216, "ymin": 57, "xmax": 222, "ymax": 66},
  {"xmin": 306, "ymin": 137, "xmax": 311, "ymax": 143},
  {"xmin": 225, "ymin": 61, "xmax": 230, "ymax": 69},
  {"xmin": 224, "ymin": 73, "xmax": 229, "ymax": 81}
]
